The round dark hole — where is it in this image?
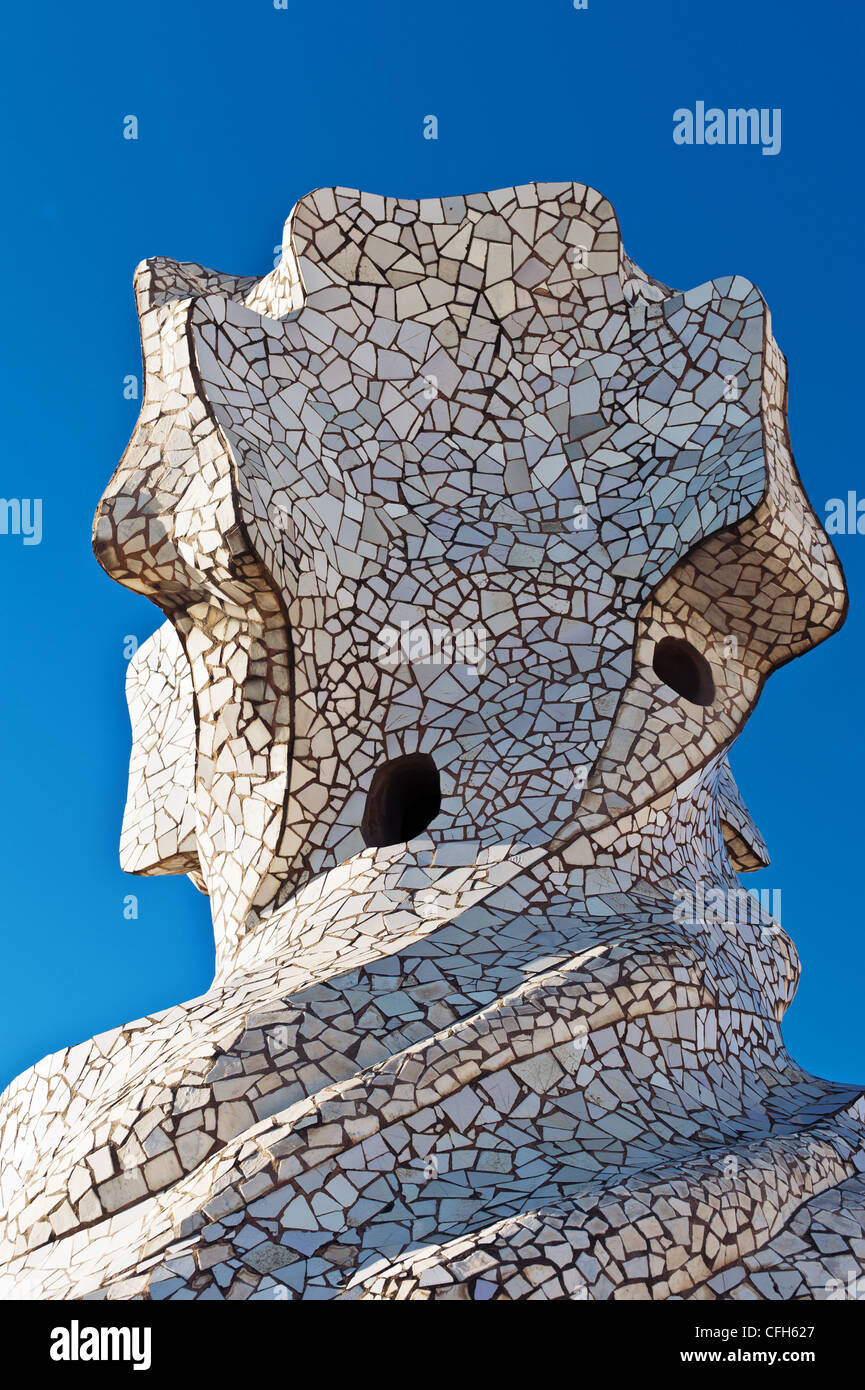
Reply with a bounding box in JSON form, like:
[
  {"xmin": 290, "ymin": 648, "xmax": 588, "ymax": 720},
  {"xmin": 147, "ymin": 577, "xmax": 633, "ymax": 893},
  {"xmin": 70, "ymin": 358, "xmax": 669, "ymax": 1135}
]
[
  {"xmin": 652, "ymin": 637, "xmax": 715, "ymax": 707},
  {"xmin": 360, "ymin": 753, "xmax": 442, "ymax": 849}
]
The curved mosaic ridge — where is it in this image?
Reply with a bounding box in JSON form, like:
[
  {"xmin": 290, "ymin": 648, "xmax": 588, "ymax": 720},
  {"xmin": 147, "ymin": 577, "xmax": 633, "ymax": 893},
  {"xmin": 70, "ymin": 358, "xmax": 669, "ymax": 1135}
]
[{"xmin": 0, "ymin": 182, "xmax": 859, "ymax": 1301}]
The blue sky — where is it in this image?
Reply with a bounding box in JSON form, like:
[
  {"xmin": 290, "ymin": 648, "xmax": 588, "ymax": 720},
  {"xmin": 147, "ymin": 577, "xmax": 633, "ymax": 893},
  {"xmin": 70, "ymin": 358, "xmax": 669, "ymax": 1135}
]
[{"xmin": 0, "ymin": 0, "xmax": 861, "ymax": 1090}]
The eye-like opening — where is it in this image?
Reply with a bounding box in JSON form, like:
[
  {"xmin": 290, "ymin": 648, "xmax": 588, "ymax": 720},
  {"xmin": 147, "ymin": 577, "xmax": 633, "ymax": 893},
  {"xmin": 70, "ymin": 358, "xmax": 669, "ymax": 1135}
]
[
  {"xmin": 652, "ymin": 636, "xmax": 715, "ymax": 707},
  {"xmin": 361, "ymin": 753, "xmax": 442, "ymax": 848}
]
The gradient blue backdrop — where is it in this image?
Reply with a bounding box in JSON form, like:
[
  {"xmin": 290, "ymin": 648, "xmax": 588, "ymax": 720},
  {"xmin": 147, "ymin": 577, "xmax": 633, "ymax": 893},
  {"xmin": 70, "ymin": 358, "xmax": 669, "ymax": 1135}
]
[{"xmin": 0, "ymin": 0, "xmax": 861, "ymax": 1090}]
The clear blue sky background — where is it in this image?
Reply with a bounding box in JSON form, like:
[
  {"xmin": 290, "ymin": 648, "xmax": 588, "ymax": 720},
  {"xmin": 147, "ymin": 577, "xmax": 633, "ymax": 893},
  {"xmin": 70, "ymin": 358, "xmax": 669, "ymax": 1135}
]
[{"xmin": 0, "ymin": 0, "xmax": 861, "ymax": 1091}]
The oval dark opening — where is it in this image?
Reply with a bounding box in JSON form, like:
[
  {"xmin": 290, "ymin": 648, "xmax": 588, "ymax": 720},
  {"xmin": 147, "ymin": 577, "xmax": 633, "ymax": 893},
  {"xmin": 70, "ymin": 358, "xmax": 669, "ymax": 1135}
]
[
  {"xmin": 361, "ymin": 753, "xmax": 442, "ymax": 849},
  {"xmin": 652, "ymin": 637, "xmax": 715, "ymax": 707}
]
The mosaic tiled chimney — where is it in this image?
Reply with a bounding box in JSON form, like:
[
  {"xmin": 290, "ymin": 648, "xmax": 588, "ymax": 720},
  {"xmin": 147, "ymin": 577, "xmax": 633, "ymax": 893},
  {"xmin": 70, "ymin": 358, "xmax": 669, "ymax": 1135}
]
[{"xmin": 1, "ymin": 183, "xmax": 863, "ymax": 1301}]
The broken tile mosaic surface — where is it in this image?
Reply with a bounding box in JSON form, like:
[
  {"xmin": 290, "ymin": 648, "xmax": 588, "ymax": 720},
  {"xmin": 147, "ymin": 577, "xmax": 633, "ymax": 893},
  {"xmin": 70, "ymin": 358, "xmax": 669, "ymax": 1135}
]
[{"xmin": 0, "ymin": 182, "xmax": 859, "ymax": 1301}]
